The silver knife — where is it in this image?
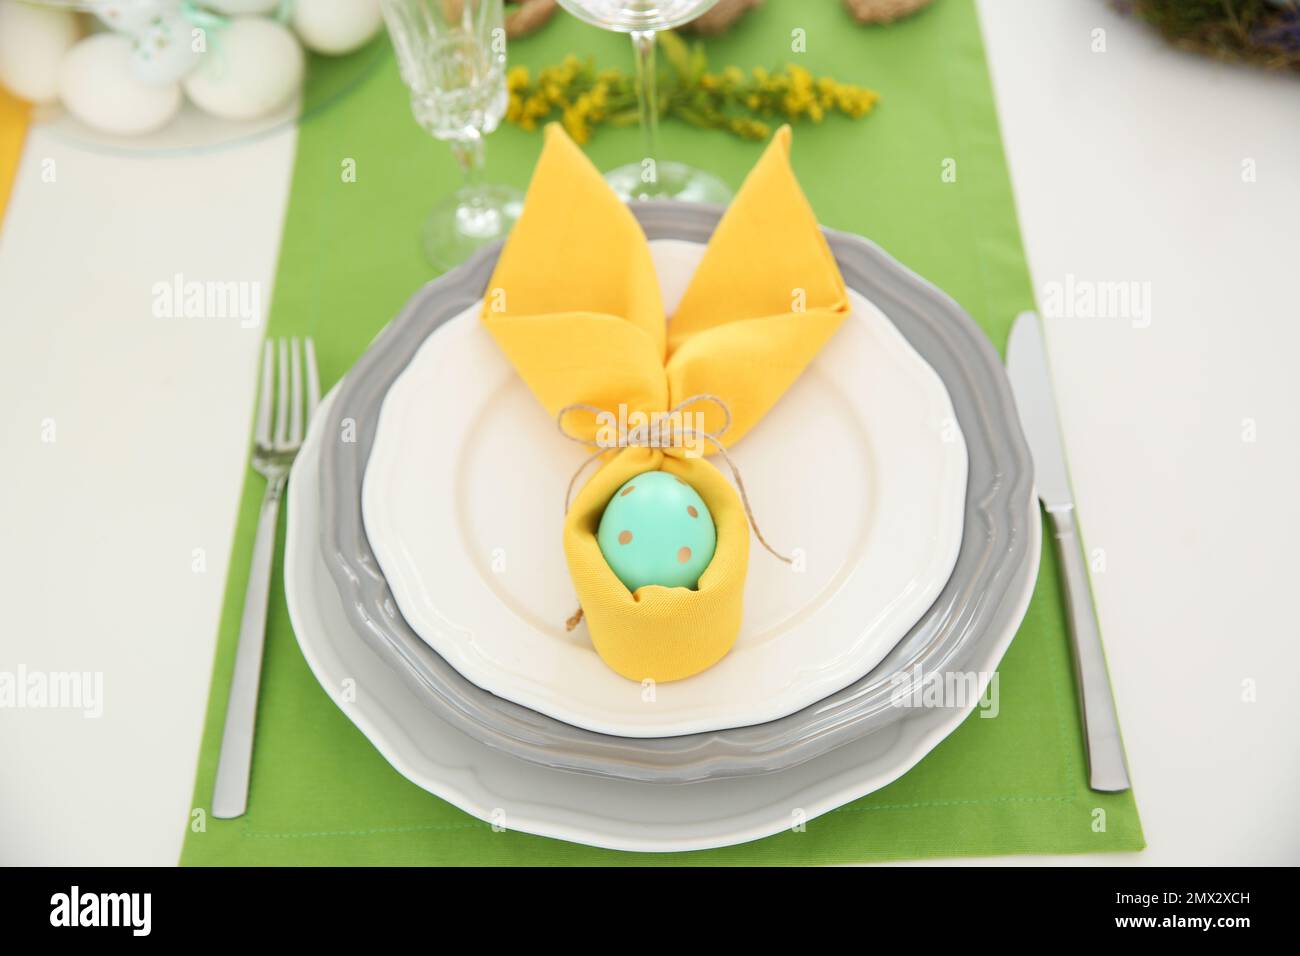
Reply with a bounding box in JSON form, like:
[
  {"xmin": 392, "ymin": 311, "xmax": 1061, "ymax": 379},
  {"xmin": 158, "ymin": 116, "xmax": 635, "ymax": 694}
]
[{"xmin": 1007, "ymin": 311, "xmax": 1131, "ymax": 792}]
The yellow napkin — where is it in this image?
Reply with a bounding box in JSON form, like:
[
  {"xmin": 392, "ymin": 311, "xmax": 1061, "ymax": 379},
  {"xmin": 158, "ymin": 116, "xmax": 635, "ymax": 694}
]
[
  {"xmin": 481, "ymin": 124, "xmax": 848, "ymax": 682},
  {"xmin": 0, "ymin": 88, "xmax": 31, "ymax": 233}
]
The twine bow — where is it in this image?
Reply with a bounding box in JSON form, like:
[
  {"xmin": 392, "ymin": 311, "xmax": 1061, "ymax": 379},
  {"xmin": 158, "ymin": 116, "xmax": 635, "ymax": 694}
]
[{"xmin": 556, "ymin": 394, "xmax": 792, "ymax": 565}]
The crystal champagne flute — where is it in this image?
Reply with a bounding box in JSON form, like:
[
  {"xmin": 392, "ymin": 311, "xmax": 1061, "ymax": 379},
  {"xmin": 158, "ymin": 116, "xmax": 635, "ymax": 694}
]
[{"xmin": 381, "ymin": 0, "xmax": 524, "ymax": 269}]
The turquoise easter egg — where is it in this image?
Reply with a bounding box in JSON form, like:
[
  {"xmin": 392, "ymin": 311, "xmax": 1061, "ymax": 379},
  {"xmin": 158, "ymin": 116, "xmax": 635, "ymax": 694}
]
[{"xmin": 597, "ymin": 470, "xmax": 717, "ymax": 592}]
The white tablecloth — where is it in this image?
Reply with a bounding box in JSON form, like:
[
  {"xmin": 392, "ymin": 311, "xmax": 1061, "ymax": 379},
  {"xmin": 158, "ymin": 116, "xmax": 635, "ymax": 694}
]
[{"xmin": 1, "ymin": 0, "xmax": 1296, "ymax": 865}]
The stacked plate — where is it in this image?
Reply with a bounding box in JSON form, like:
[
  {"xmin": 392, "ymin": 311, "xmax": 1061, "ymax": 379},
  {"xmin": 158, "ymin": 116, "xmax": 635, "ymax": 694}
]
[{"xmin": 284, "ymin": 203, "xmax": 1040, "ymax": 852}]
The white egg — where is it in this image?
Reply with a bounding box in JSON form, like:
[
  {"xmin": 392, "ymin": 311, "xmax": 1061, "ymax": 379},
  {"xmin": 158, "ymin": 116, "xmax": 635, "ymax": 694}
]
[
  {"xmin": 0, "ymin": 0, "xmax": 81, "ymax": 104},
  {"xmin": 131, "ymin": 14, "xmax": 203, "ymax": 85},
  {"xmin": 201, "ymin": 0, "xmax": 281, "ymax": 14},
  {"xmin": 292, "ymin": 0, "xmax": 382, "ymax": 56},
  {"xmin": 59, "ymin": 34, "xmax": 182, "ymax": 135},
  {"xmin": 93, "ymin": 0, "xmax": 181, "ymax": 35},
  {"xmin": 182, "ymin": 17, "xmax": 303, "ymax": 121}
]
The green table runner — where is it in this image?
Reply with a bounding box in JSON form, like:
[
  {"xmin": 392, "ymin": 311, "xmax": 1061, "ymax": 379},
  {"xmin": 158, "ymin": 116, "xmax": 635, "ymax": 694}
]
[{"xmin": 181, "ymin": 0, "xmax": 1143, "ymax": 865}]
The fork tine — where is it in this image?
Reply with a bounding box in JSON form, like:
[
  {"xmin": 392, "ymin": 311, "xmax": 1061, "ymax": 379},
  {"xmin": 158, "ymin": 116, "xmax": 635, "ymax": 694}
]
[
  {"xmin": 304, "ymin": 337, "xmax": 321, "ymax": 426},
  {"xmin": 255, "ymin": 340, "xmax": 273, "ymax": 449},
  {"xmin": 274, "ymin": 338, "xmax": 289, "ymax": 450},
  {"xmin": 288, "ymin": 336, "xmax": 304, "ymax": 447}
]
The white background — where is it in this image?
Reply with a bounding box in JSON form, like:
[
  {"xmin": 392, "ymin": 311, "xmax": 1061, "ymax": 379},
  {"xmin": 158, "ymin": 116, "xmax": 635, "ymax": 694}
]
[{"xmin": 1, "ymin": 0, "xmax": 1297, "ymax": 864}]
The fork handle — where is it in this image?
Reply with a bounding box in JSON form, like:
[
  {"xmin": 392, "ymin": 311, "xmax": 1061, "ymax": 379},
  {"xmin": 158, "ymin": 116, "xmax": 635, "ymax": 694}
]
[
  {"xmin": 1048, "ymin": 504, "xmax": 1131, "ymax": 793},
  {"xmin": 212, "ymin": 475, "xmax": 286, "ymax": 819}
]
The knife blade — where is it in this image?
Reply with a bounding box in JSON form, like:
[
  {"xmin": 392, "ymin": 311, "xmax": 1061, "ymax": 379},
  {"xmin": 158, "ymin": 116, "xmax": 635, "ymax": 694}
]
[{"xmin": 1007, "ymin": 312, "xmax": 1131, "ymax": 792}]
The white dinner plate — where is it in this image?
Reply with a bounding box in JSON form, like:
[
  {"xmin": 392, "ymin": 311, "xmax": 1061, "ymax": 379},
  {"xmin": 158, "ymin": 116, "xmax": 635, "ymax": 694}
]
[
  {"xmin": 361, "ymin": 240, "xmax": 969, "ymax": 738},
  {"xmin": 289, "ymin": 388, "xmax": 1039, "ymax": 852}
]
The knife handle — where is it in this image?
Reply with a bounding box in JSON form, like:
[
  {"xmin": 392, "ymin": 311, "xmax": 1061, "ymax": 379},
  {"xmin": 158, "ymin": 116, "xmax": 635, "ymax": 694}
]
[{"xmin": 1048, "ymin": 505, "xmax": 1132, "ymax": 792}]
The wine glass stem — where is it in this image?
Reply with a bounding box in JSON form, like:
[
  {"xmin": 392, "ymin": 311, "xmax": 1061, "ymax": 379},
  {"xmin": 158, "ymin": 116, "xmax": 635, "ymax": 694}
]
[
  {"xmin": 449, "ymin": 129, "xmax": 497, "ymax": 237},
  {"xmin": 450, "ymin": 129, "xmax": 486, "ymax": 193},
  {"xmin": 630, "ymin": 29, "xmax": 660, "ymax": 196}
]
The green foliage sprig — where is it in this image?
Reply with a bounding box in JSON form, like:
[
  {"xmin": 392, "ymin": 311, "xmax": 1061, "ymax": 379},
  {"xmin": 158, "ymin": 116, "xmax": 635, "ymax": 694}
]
[{"xmin": 506, "ymin": 32, "xmax": 880, "ymax": 143}]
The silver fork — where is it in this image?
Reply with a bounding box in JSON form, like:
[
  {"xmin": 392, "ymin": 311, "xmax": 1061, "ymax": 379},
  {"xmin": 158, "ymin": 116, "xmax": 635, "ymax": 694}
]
[{"xmin": 212, "ymin": 336, "xmax": 320, "ymax": 819}]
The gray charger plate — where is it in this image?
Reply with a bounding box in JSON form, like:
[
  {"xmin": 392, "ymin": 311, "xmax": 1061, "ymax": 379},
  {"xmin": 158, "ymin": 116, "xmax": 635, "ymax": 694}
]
[{"xmin": 318, "ymin": 203, "xmax": 1036, "ymax": 784}]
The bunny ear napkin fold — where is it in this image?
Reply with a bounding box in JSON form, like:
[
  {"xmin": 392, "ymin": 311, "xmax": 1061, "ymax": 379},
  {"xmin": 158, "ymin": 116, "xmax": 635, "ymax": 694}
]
[{"xmin": 480, "ymin": 124, "xmax": 849, "ymax": 683}]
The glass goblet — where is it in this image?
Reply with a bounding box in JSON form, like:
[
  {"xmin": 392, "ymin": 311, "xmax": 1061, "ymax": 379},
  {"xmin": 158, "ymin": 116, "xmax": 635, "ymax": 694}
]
[
  {"xmin": 381, "ymin": 0, "xmax": 525, "ymax": 270},
  {"xmin": 556, "ymin": 0, "xmax": 733, "ymax": 203}
]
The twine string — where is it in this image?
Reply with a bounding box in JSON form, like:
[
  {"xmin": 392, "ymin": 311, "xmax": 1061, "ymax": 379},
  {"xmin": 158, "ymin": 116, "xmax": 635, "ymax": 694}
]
[{"xmin": 555, "ymin": 394, "xmax": 792, "ymax": 565}]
